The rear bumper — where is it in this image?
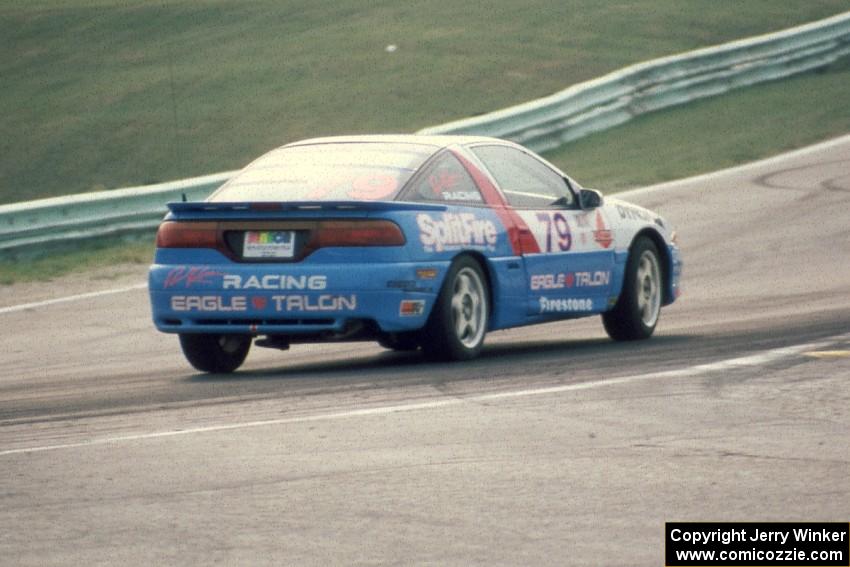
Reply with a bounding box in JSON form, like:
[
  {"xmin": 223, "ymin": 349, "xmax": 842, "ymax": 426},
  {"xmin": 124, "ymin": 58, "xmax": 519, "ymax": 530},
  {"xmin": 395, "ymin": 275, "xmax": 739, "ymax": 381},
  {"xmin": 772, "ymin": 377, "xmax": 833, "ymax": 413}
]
[
  {"xmin": 149, "ymin": 261, "xmax": 446, "ymax": 335},
  {"xmin": 667, "ymin": 243, "xmax": 683, "ymax": 304}
]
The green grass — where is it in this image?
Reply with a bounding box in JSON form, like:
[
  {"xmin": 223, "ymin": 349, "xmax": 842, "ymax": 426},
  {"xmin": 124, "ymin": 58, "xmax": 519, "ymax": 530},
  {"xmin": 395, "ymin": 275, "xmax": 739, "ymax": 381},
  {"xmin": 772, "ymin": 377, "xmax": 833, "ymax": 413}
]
[
  {"xmin": 2, "ymin": 0, "xmax": 848, "ymax": 204},
  {"xmin": 0, "ymin": 241, "xmax": 153, "ymax": 286},
  {"xmin": 544, "ymin": 56, "xmax": 850, "ymax": 189}
]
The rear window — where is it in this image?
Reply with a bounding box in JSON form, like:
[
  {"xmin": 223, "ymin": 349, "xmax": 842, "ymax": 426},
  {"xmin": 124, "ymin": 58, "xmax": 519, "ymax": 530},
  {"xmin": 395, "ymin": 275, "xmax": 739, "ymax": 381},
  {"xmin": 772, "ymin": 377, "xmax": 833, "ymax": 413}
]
[{"xmin": 210, "ymin": 143, "xmax": 436, "ymax": 202}]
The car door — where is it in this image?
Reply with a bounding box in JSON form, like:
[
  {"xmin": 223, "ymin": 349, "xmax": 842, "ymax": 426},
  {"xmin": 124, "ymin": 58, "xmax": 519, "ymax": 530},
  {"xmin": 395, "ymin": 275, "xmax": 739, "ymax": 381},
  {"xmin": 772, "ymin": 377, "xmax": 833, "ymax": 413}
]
[{"xmin": 468, "ymin": 144, "xmax": 615, "ymax": 318}]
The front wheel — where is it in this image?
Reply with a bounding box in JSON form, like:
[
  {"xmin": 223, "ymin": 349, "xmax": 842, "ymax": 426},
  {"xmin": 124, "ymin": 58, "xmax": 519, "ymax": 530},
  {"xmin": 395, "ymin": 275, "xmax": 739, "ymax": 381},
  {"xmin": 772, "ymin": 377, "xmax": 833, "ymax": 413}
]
[
  {"xmin": 602, "ymin": 237, "xmax": 663, "ymax": 341},
  {"xmin": 179, "ymin": 334, "xmax": 251, "ymax": 373},
  {"xmin": 421, "ymin": 256, "xmax": 489, "ymax": 361}
]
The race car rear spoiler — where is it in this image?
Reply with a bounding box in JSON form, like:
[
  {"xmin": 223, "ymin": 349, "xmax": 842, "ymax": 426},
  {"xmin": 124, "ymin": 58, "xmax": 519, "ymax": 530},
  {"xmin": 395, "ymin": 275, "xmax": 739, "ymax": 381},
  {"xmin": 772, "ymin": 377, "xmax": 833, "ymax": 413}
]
[{"xmin": 167, "ymin": 200, "xmax": 448, "ymax": 214}]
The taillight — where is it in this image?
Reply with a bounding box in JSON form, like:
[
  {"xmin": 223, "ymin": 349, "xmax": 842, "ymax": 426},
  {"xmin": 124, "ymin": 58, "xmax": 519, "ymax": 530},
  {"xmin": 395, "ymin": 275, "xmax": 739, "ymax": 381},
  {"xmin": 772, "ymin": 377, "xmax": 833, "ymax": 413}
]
[
  {"xmin": 314, "ymin": 220, "xmax": 405, "ymax": 247},
  {"xmin": 156, "ymin": 221, "xmax": 219, "ymax": 248}
]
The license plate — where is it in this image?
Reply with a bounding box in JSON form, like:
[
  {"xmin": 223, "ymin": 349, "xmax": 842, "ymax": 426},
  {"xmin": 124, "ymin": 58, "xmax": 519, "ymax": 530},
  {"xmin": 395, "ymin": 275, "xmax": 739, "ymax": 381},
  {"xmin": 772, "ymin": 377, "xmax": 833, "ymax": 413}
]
[{"xmin": 243, "ymin": 231, "xmax": 295, "ymax": 258}]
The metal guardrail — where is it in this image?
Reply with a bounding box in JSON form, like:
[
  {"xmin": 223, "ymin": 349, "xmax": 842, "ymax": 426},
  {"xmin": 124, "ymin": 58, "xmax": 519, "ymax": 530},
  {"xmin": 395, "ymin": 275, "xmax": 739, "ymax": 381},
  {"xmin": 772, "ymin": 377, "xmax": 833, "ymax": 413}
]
[
  {"xmin": 2, "ymin": 10, "xmax": 849, "ymax": 259},
  {"xmin": 0, "ymin": 172, "xmax": 233, "ymax": 259},
  {"xmin": 418, "ymin": 11, "xmax": 850, "ymax": 152}
]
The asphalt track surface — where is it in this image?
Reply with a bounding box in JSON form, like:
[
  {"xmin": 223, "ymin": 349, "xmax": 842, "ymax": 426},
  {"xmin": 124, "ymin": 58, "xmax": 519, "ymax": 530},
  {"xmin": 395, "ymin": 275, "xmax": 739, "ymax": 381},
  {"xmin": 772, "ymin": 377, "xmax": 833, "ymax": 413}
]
[{"xmin": 1, "ymin": 137, "xmax": 849, "ymax": 566}]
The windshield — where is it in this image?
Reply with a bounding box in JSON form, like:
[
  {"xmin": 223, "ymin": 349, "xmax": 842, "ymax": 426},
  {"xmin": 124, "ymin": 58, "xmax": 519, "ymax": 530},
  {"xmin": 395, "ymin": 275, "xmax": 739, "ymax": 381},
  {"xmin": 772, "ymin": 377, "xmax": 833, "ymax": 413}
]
[{"xmin": 210, "ymin": 142, "xmax": 436, "ymax": 202}]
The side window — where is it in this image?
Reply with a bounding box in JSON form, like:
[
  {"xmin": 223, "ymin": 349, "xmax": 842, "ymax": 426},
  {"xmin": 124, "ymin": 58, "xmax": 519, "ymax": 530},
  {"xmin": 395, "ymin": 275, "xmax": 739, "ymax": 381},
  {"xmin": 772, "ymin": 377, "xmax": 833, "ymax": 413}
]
[
  {"xmin": 470, "ymin": 145, "xmax": 573, "ymax": 208},
  {"xmin": 404, "ymin": 152, "xmax": 484, "ymax": 204}
]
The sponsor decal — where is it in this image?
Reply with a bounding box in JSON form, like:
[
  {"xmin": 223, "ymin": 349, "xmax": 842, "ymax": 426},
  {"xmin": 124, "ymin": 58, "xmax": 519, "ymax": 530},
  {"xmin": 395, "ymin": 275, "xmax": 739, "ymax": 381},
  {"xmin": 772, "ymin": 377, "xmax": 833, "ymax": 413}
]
[
  {"xmin": 428, "ymin": 171, "xmax": 462, "ymax": 196},
  {"xmin": 243, "ymin": 231, "xmax": 294, "ymax": 259},
  {"xmin": 247, "ymin": 231, "xmax": 287, "ymax": 245},
  {"xmin": 593, "ymin": 211, "xmax": 613, "ymax": 249},
  {"xmin": 575, "ymin": 271, "xmax": 610, "ymax": 287},
  {"xmin": 164, "ymin": 267, "xmax": 222, "ymax": 289},
  {"xmin": 171, "ymin": 295, "xmax": 246, "ymax": 312},
  {"xmin": 170, "ymin": 293, "xmax": 356, "ymax": 312},
  {"xmin": 222, "ymin": 274, "xmax": 327, "ymax": 290},
  {"xmin": 399, "ymin": 299, "xmax": 426, "ymax": 317},
  {"xmin": 616, "ymin": 203, "xmax": 653, "ymax": 222},
  {"xmin": 271, "ymin": 294, "xmax": 357, "ymax": 312},
  {"xmin": 530, "ymin": 271, "xmax": 611, "ymax": 290},
  {"xmin": 539, "ymin": 297, "xmax": 594, "ymax": 313},
  {"xmin": 417, "ymin": 213, "xmax": 498, "ymax": 252}
]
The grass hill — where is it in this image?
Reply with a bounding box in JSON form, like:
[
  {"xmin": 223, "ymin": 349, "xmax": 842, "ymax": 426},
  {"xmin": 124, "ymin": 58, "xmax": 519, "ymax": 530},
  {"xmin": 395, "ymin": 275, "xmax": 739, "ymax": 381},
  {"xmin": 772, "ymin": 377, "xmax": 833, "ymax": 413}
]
[{"xmin": 2, "ymin": 0, "xmax": 848, "ymax": 204}]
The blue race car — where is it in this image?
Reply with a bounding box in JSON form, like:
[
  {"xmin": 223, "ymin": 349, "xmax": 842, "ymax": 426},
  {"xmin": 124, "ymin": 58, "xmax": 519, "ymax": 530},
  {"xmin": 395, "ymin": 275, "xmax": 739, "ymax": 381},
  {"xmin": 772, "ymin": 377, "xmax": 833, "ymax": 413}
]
[{"xmin": 149, "ymin": 135, "xmax": 681, "ymax": 372}]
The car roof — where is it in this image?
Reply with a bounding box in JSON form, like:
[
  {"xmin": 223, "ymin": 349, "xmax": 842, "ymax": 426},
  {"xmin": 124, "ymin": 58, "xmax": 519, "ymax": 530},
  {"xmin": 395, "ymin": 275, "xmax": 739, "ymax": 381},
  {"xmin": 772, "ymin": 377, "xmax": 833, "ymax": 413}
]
[{"xmin": 283, "ymin": 134, "xmax": 513, "ymax": 150}]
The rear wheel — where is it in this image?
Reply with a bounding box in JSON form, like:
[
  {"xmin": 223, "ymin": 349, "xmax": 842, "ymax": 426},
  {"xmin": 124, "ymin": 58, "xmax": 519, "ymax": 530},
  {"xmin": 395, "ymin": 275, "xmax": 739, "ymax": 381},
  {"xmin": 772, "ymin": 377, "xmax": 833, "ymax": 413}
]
[
  {"xmin": 602, "ymin": 237, "xmax": 662, "ymax": 341},
  {"xmin": 421, "ymin": 256, "xmax": 489, "ymax": 361},
  {"xmin": 178, "ymin": 334, "xmax": 251, "ymax": 373}
]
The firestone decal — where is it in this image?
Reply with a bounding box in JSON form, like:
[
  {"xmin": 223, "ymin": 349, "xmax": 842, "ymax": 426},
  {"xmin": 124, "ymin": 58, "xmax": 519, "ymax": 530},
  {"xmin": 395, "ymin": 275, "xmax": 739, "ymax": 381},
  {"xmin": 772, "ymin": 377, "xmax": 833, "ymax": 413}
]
[
  {"xmin": 417, "ymin": 213, "xmax": 498, "ymax": 252},
  {"xmin": 539, "ymin": 297, "xmax": 594, "ymax": 313}
]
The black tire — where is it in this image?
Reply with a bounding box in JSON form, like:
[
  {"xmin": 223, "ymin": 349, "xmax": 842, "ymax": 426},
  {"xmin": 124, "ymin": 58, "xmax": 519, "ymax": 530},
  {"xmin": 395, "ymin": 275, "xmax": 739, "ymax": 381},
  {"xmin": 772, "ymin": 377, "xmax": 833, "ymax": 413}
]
[
  {"xmin": 421, "ymin": 256, "xmax": 489, "ymax": 361},
  {"xmin": 602, "ymin": 237, "xmax": 663, "ymax": 341},
  {"xmin": 378, "ymin": 332, "xmax": 421, "ymax": 351},
  {"xmin": 178, "ymin": 334, "xmax": 251, "ymax": 373}
]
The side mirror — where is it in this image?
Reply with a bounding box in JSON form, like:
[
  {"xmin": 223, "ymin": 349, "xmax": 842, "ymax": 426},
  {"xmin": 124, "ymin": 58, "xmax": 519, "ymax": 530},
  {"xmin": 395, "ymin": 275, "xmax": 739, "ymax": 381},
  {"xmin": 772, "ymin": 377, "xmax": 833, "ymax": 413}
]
[{"xmin": 580, "ymin": 188, "xmax": 603, "ymax": 209}]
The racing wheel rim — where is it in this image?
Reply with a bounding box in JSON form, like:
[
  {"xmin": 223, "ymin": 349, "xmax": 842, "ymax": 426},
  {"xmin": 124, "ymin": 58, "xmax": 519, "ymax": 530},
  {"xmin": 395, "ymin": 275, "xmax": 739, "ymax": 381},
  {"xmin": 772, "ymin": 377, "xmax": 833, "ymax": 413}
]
[
  {"xmin": 451, "ymin": 266, "xmax": 487, "ymax": 349},
  {"xmin": 636, "ymin": 249, "xmax": 661, "ymax": 328}
]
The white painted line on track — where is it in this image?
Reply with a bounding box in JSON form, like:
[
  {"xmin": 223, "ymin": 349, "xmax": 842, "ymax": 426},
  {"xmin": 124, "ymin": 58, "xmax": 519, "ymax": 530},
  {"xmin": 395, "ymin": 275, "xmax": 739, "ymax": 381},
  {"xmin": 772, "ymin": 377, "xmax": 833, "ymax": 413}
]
[
  {"xmin": 3, "ymin": 134, "xmax": 849, "ymax": 315},
  {"xmin": 0, "ymin": 283, "xmax": 147, "ymax": 315},
  {"xmin": 3, "ymin": 333, "xmax": 847, "ymax": 457}
]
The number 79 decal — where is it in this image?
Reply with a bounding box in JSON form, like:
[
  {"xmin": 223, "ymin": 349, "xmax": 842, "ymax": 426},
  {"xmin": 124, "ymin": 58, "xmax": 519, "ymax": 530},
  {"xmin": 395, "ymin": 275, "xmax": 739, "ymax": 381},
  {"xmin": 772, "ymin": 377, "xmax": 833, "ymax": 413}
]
[{"xmin": 535, "ymin": 212, "xmax": 572, "ymax": 251}]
